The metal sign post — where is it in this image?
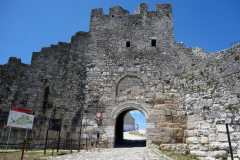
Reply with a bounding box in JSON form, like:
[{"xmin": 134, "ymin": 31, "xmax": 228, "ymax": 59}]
[
  {"xmin": 226, "ymin": 124, "xmax": 234, "ymax": 160},
  {"xmin": 216, "ymin": 119, "xmax": 240, "ymax": 160},
  {"xmin": 44, "ymin": 118, "xmax": 50, "ymax": 155},
  {"xmin": 44, "ymin": 118, "xmax": 62, "ymax": 155}
]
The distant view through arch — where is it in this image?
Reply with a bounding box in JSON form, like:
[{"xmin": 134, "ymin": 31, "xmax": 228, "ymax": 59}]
[{"xmin": 115, "ymin": 109, "xmax": 146, "ymax": 148}]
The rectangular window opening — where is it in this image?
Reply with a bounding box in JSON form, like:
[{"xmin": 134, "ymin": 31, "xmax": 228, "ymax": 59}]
[
  {"xmin": 151, "ymin": 39, "xmax": 156, "ymax": 46},
  {"xmin": 126, "ymin": 41, "xmax": 130, "ymax": 47}
]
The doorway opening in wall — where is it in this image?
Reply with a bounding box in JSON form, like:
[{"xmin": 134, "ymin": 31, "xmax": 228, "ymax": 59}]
[{"xmin": 115, "ymin": 109, "xmax": 146, "ymax": 148}]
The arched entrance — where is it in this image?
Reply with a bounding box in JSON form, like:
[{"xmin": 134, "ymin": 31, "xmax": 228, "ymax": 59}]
[{"xmin": 111, "ymin": 101, "xmax": 151, "ymax": 147}]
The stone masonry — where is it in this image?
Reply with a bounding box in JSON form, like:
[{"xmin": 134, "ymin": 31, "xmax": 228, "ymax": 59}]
[{"xmin": 0, "ymin": 3, "xmax": 240, "ymax": 159}]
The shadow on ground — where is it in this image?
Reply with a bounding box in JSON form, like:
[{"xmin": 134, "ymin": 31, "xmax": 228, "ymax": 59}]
[{"xmin": 115, "ymin": 140, "xmax": 146, "ymax": 148}]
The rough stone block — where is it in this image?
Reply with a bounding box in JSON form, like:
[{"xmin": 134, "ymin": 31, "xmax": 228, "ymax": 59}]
[
  {"xmin": 184, "ymin": 130, "xmax": 194, "ymax": 137},
  {"xmin": 208, "ymin": 151, "xmax": 228, "ymax": 158},
  {"xmin": 152, "ymin": 137, "xmax": 171, "ymax": 143},
  {"xmin": 190, "ymin": 151, "xmax": 207, "ymax": 157},
  {"xmin": 176, "ymin": 144, "xmax": 188, "ymax": 151},
  {"xmin": 146, "ymin": 123, "xmax": 156, "ymax": 128},
  {"xmin": 166, "ymin": 104, "xmax": 179, "ymax": 109},
  {"xmin": 189, "ymin": 144, "xmax": 202, "ymax": 150},
  {"xmin": 218, "ymin": 133, "xmax": 228, "ymax": 142},
  {"xmin": 186, "ymin": 137, "xmax": 199, "ymax": 144},
  {"xmin": 209, "ymin": 133, "xmax": 216, "ymax": 141},
  {"xmin": 188, "ymin": 114, "xmax": 199, "ymax": 122},
  {"xmin": 238, "ymin": 150, "xmax": 240, "ymax": 158},
  {"xmin": 200, "ymin": 137, "xmax": 209, "ymax": 144},
  {"xmin": 154, "ymin": 110, "xmax": 165, "ymax": 115},
  {"xmin": 201, "ymin": 123, "xmax": 211, "ymax": 129},
  {"xmin": 160, "ymin": 144, "xmax": 171, "ymax": 150},
  {"xmin": 216, "ymin": 125, "xmax": 234, "ymax": 133},
  {"xmin": 169, "ymin": 123, "xmax": 186, "ymax": 129},
  {"xmin": 146, "ymin": 115, "xmax": 161, "ymax": 123},
  {"xmin": 228, "ymin": 98, "xmax": 239, "ymax": 104},
  {"xmin": 172, "ymin": 115, "xmax": 179, "ymax": 123},
  {"xmin": 147, "ymin": 128, "xmax": 160, "ymax": 136},
  {"xmin": 187, "ymin": 122, "xmax": 198, "ymax": 129},
  {"xmin": 161, "ymin": 115, "xmax": 172, "ymax": 123},
  {"xmin": 174, "ymin": 128, "xmax": 184, "ymax": 137},
  {"xmin": 209, "ymin": 111, "xmax": 219, "ymax": 119},
  {"xmin": 154, "ymin": 104, "xmax": 166, "ymax": 110},
  {"xmin": 179, "ymin": 115, "xmax": 188, "ymax": 123}
]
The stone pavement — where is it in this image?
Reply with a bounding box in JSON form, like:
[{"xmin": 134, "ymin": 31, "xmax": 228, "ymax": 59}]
[
  {"xmin": 44, "ymin": 147, "xmax": 172, "ymax": 160},
  {"xmin": 43, "ymin": 132, "xmax": 172, "ymax": 160}
]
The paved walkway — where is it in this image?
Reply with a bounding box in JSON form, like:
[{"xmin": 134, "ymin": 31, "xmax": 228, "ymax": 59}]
[
  {"xmin": 43, "ymin": 132, "xmax": 172, "ymax": 160},
  {"xmin": 44, "ymin": 147, "xmax": 171, "ymax": 160}
]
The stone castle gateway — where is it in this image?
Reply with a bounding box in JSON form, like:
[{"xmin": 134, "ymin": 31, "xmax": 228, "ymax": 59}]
[{"xmin": 1, "ymin": 3, "xmax": 240, "ymax": 159}]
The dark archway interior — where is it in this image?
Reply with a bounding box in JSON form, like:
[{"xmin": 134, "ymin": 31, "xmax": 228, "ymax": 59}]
[{"xmin": 115, "ymin": 109, "xmax": 146, "ymax": 148}]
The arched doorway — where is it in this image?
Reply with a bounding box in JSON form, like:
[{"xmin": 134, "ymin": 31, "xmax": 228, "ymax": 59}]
[{"xmin": 111, "ymin": 102, "xmax": 150, "ymax": 147}]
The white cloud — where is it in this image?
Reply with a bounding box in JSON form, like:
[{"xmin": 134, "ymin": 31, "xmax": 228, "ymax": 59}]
[{"xmin": 129, "ymin": 110, "xmax": 141, "ymax": 114}]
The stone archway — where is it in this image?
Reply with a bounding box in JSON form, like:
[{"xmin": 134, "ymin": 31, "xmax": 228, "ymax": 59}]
[
  {"xmin": 111, "ymin": 72, "xmax": 150, "ymax": 98},
  {"xmin": 111, "ymin": 101, "xmax": 151, "ymax": 147}
]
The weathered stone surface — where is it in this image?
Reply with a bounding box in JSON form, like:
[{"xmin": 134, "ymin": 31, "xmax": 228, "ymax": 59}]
[
  {"xmin": 208, "ymin": 151, "xmax": 228, "ymax": 157},
  {"xmin": 209, "ymin": 111, "xmax": 219, "ymax": 119},
  {"xmin": 166, "ymin": 104, "xmax": 179, "ymax": 109},
  {"xmin": 216, "ymin": 125, "xmax": 234, "ymax": 132},
  {"xmin": 190, "ymin": 151, "xmax": 207, "ymax": 157},
  {"xmin": 174, "ymin": 128, "xmax": 184, "ymax": 137},
  {"xmin": 200, "ymin": 137, "xmax": 209, "ymax": 144},
  {"xmin": 188, "ymin": 114, "xmax": 199, "ymax": 122},
  {"xmin": 187, "ymin": 122, "xmax": 198, "ymax": 129},
  {"xmin": 218, "ymin": 133, "xmax": 228, "ymax": 142},
  {"xmin": 186, "ymin": 137, "xmax": 199, "ymax": 144},
  {"xmin": 154, "ymin": 104, "xmax": 166, "ymax": 110},
  {"xmin": 201, "ymin": 123, "xmax": 211, "ymax": 129},
  {"xmin": 184, "ymin": 130, "xmax": 194, "ymax": 137}
]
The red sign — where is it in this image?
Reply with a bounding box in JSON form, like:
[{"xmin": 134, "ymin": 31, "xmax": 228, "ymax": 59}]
[
  {"xmin": 95, "ymin": 112, "xmax": 102, "ymax": 118},
  {"xmin": 10, "ymin": 106, "xmax": 35, "ymax": 115}
]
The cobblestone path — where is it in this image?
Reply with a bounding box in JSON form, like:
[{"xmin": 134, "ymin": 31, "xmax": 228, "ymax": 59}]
[
  {"xmin": 44, "ymin": 133, "xmax": 172, "ymax": 160},
  {"xmin": 44, "ymin": 147, "xmax": 171, "ymax": 160}
]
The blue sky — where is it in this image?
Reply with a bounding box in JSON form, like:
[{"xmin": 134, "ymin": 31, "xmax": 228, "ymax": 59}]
[
  {"xmin": 129, "ymin": 110, "xmax": 146, "ymax": 130},
  {"xmin": 0, "ymin": 0, "xmax": 240, "ymax": 65}
]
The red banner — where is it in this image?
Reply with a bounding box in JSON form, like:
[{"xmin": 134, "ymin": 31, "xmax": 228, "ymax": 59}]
[{"xmin": 10, "ymin": 106, "xmax": 35, "ymax": 115}]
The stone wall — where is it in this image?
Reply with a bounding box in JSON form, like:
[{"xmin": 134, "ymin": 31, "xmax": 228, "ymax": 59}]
[
  {"xmin": 124, "ymin": 112, "xmax": 135, "ymax": 125},
  {"xmin": 0, "ymin": 3, "xmax": 240, "ymax": 159}
]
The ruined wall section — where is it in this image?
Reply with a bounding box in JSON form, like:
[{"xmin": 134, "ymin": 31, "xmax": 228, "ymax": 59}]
[
  {"xmin": 161, "ymin": 44, "xmax": 240, "ymax": 158},
  {"xmin": 0, "ymin": 31, "xmax": 91, "ymax": 148}
]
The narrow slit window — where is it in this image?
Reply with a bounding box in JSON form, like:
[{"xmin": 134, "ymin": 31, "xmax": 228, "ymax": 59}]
[
  {"xmin": 126, "ymin": 41, "xmax": 130, "ymax": 47},
  {"xmin": 151, "ymin": 39, "xmax": 156, "ymax": 46}
]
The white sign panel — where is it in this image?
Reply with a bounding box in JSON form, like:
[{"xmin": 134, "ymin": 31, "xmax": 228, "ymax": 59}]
[{"xmin": 7, "ymin": 110, "xmax": 34, "ymax": 129}]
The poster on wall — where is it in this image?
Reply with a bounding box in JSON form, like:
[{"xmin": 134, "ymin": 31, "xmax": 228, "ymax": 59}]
[{"xmin": 7, "ymin": 106, "xmax": 35, "ymax": 129}]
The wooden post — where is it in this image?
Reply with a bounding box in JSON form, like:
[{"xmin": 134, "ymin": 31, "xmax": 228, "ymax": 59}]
[
  {"xmin": 57, "ymin": 131, "xmax": 61, "ymax": 153},
  {"xmin": 52, "ymin": 137, "xmax": 56, "ymax": 156},
  {"xmin": 44, "ymin": 127, "xmax": 49, "ymax": 155},
  {"xmin": 21, "ymin": 139, "xmax": 26, "ymax": 160},
  {"xmin": 71, "ymin": 138, "xmax": 72, "ymax": 154},
  {"xmin": 86, "ymin": 137, "xmax": 87, "ymax": 151},
  {"xmin": 26, "ymin": 137, "xmax": 30, "ymax": 152}
]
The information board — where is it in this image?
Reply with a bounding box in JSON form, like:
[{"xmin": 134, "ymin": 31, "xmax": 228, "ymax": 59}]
[
  {"xmin": 7, "ymin": 106, "xmax": 35, "ymax": 129},
  {"xmin": 48, "ymin": 118, "xmax": 62, "ymax": 131}
]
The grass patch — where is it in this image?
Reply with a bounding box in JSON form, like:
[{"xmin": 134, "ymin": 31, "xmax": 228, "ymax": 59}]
[
  {"xmin": 0, "ymin": 150, "xmax": 74, "ymax": 160},
  {"xmin": 161, "ymin": 150, "xmax": 199, "ymax": 160}
]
